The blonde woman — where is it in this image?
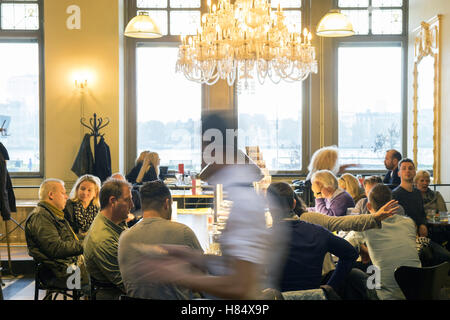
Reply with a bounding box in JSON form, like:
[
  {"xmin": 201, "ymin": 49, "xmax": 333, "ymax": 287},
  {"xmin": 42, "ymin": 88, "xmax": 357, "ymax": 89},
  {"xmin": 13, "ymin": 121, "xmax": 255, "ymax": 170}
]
[
  {"xmin": 126, "ymin": 151, "xmax": 160, "ymax": 184},
  {"xmin": 302, "ymin": 146, "xmax": 357, "ymax": 207},
  {"xmin": 414, "ymin": 170, "xmax": 447, "ymax": 213},
  {"xmin": 64, "ymin": 174, "xmax": 101, "ymax": 237},
  {"xmin": 306, "ymin": 146, "xmax": 357, "ymax": 180},
  {"xmin": 338, "ymin": 173, "xmax": 366, "ymax": 204}
]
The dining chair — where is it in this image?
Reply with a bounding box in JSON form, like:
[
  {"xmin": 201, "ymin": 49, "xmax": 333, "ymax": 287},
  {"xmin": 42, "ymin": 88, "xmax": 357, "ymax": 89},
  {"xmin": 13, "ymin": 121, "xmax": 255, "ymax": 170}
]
[{"xmin": 394, "ymin": 261, "xmax": 450, "ymax": 300}]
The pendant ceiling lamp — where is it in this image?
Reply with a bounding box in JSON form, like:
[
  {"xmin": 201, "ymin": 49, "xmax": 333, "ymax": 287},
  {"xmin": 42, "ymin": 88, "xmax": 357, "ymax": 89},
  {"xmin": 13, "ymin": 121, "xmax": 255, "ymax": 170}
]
[
  {"xmin": 124, "ymin": 11, "xmax": 162, "ymax": 39},
  {"xmin": 316, "ymin": 9, "xmax": 355, "ymax": 37}
]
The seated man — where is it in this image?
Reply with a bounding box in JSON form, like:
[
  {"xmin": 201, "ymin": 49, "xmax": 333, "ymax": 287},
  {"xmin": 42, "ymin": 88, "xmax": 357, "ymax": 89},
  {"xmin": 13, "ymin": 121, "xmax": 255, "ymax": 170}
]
[
  {"xmin": 383, "ymin": 149, "xmax": 402, "ymax": 189},
  {"xmin": 353, "ymin": 176, "xmax": 383, "ymax": 215},
  {"xmin": 267, "ymin": 182, "xmax": 358, "ymax": 294},
  {"xmin": 25, "ymin": 179, "xmax": 86, "ymax": 289},
  {"xmin": 392, "ymin": 158, "xmax": 428, "ymax": 237},
  {"xmin": 345, "ymin": 184, "xmax": 421, "ymax": 300},
  {"xmin": 83, "ymin": 178, "xmax": 134, "ymax": 300},
  {"xmin": 118, "ymin": 180, "xmax": 204, "ymax": 299},
  {"xmin": 309, "ymin": 170, "xmax": 355, "ymax": 216},
  {"xmin": 353, "ymin": 176, "xmax": 405, "ymax": 216},
  {"xmin": 110, "ymin": 172, "xmax": 142, "ymax": 227}
]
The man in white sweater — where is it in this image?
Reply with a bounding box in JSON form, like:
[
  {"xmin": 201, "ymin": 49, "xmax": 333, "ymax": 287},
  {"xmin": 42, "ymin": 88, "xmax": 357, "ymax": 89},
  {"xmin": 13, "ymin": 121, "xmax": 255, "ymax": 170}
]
[{"xmin": 345, "ymin": 183, "xmax": 421, "ymax": 300}]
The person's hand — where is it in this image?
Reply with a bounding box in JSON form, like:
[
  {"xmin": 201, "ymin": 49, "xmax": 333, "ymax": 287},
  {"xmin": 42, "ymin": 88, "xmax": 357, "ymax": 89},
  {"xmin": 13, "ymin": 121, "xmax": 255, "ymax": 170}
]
[
  {"xmin": 418, "ymin": 224, "xmax": 428, "ymax": 237},
  {"xmin": 126, "ymin": 213, "xmax": 135, "ymax": 223},
  {"xmin": 312, "ymin": 182, "xmax": 323, "ymax": 198},
  {"xmin": 372, "ymin": 199, "xmax": 399, "ymax": 222},
  {"xmin": 338, "ymin": 163, "xmax": 359, "ymax": 174},
  {"xmin": 321, "ymin": 186, "xmax": 335, "ymax": 199}
]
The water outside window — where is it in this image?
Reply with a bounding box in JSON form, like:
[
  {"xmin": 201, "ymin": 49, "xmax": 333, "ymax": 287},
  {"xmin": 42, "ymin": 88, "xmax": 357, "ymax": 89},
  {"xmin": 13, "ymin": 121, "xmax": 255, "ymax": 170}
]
[
  {"xmin": 237, "ymin": 80, "xmax": 302, "ymax": 172},
  {"xmin": 136, "ymin": 46, "xmax": 202, "ymax": 173}
]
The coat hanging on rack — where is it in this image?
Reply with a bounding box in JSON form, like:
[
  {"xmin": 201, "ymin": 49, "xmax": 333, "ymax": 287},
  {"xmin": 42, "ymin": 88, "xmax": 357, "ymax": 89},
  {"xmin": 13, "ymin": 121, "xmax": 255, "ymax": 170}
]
[
  {"xmin": 94, "ymin": 136, "xmax": 111, "ymax": 182},
  {"xmin": 0, "ymin": 142, "xmax": 16, "ymax": 221},
  {"xmin": 71, "ymin": 133, "xmax": 95, "ymax": 177},
  {"xmin": 72, "ymin": 113, "xmax": 111, "ymax": 181}
]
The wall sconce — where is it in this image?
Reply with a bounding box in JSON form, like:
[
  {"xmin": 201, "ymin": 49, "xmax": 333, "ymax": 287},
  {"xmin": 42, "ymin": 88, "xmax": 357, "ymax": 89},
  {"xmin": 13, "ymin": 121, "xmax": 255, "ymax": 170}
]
[
  {"xmin": 72, "ymin": 70, "xmax": 94, "ymax": 90},
  {"xmin": 75, "ymin": 79, "xmax": 88, "ymax": 89}
]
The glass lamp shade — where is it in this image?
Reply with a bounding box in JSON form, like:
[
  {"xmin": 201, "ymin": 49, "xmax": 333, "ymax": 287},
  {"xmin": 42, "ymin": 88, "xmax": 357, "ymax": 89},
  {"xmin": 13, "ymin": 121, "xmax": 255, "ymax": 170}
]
[
  {"xmin": 124, "ymin": 11, "xmax": 162, "ymax": 39},
  {"xmin": 316, "ymin": 10, "xmax": 355, "ymax": 37}
]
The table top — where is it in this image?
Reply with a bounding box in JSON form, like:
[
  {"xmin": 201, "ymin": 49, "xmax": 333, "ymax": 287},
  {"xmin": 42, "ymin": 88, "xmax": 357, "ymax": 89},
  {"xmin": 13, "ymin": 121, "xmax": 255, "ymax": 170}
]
[
  {"xmin": 171, "ymin": 189, "xmax": 214, "ymax": 198},
  {"xmin": 426, "ymin": 219, "xmax": 450, "ymax": 226}
]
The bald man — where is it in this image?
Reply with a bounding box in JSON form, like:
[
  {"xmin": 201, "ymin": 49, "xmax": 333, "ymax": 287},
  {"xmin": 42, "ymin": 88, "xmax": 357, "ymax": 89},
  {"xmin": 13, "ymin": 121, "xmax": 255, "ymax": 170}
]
[
  {"xmin": 383, "ymin": 149, "xmax": 402, "ymax": 188},
  {"xmin": 25, "ymin": 179, "xmax": 86, "ymax": 289}
]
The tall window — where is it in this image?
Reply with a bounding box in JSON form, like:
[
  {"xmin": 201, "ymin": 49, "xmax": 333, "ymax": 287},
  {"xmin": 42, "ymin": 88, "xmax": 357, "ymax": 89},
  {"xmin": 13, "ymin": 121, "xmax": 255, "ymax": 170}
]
[
  {"xmin": 238, "ymin": 82, "xmax": 303, "ymax": 173},
  {"xmin": 336, "ymin": 0, "xmax": 406, "ymax": 171},
  {"xmin": 130, "ymin": 0, "xmax": 203, "ymax": 173},
  {"xmin": 0, "ymin": 0, "xmax": 42, "ymax": 175},
  {"xmin": 338, "ymin": 46, "xmax": 402, "ymax": 170},
  {"xmin": 237, "ymin": 0, "xmax": 304, "ymax": 173},
  {"xmin": 136, "ymin": 46, "xmax": 202, "ymax": 172}
]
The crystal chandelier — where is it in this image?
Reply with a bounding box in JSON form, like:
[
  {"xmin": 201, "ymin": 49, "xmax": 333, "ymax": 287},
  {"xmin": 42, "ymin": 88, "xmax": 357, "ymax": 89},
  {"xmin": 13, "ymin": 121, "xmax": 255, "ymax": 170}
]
[{"xmin": 176, "ymin": 0, "xmax": 318, "ymax": 87}]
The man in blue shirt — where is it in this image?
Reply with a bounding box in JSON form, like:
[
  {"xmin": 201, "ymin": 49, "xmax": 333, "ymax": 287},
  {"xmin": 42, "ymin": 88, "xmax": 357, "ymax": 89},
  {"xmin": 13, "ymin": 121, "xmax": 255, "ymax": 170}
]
[{"xmin": 267, "ymin": 182, "xmax": 358, "ymax": 293}]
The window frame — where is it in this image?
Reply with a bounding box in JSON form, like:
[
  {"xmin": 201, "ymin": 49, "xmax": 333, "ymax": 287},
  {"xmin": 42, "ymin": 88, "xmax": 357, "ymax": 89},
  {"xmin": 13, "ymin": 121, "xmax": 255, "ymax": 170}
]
[
  {"xmin": 0, "ymin": 0, "xmax": 44, "ymax": 178},
  {"xmin": 125, "ymin": 0, "xmax": 205, "ymax": 174},
  {"xmin": 126, "ymin": 0, "xmax": 310, "ymax": 176},
  {"xmin": 332, "ymin": 0, "xmax": 408, "ymax": 176},
  {"xmin": 235, "ymin": 0, "xmax": 310, "ymax": 177}
]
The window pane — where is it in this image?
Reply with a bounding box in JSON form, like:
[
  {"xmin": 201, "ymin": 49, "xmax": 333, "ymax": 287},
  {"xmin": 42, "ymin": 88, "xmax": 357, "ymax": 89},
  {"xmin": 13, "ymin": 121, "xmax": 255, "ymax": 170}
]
[
  {"xmin": 341, "ymin": 10, "xmax": 369, "ymax": 35},
  {"xmin": 282, "ymin": 10, "xmax": 301, "ymax": 33},
  {"xmin": 136, "ymin": 47, "xmax": 202, "ymax": 173},
  {"xmin": 170, "ymin": 10, "xmax": 200, "ymax": 35},
  {"xmin": 271, "ymin": 0, "xmax": 302, "ymax": 8},
  {"xmin": 137, "ymin": 0, "xmax": 167, "ymax": 8},
  {"xmin": 372, "ymin": 9, "xmax": 402, "ymax": 34},
  {"xmin": 238, "ymin": 82, "xmax": 302, "ymax": 172},
  {"xmin": 170, "ymin": 0, "xmax": 200, "ymax": 8},
  {"xmin": 1, "ymin": 3, "xmax": 39, "ymax": 30},
  {"xmin": 338, "ymin": 47, "xmax": 402, "ymax": 170},
  {"xmin": 338, "ymin": 0, "xmax": 369, "ymax": 7},
  {"xmin": 138, "ymin": 10, "xmax": 168, "ymax": 35},
  {"xmin": 0, "ymin": 42, "xmax": 40, "ymax": 173},
  {"xmin": 416, "ymin": 56, "xmax": 434, "ymax": 170},
  {"xmin": 372, "ymin": 0, "xmax": 402, "ymax": 7}
]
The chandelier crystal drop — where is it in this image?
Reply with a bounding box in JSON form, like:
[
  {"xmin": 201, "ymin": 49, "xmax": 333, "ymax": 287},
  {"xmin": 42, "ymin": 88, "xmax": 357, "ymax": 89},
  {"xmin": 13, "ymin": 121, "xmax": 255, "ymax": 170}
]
[{"xmin": 176, "ymin": 0, "xmax": 318, "ymax": 86}]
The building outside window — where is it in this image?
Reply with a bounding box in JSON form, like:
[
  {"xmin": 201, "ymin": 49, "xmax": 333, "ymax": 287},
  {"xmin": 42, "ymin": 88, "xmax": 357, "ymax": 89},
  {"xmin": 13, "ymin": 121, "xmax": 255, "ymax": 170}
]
[{"xmin": 336, "ymin": 0, "xmax": 408, "ymax": 171}]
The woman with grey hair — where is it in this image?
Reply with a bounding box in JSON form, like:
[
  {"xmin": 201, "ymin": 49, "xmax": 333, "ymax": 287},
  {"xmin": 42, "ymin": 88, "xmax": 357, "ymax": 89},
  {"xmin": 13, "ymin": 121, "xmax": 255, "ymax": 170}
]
[
  {"xmin": 414, "ymin": 170, "xmax": 447, "ymax": 213},
  {"xmin": 310, "ymin": 170, "xmax": 355, "ymax": 216}
]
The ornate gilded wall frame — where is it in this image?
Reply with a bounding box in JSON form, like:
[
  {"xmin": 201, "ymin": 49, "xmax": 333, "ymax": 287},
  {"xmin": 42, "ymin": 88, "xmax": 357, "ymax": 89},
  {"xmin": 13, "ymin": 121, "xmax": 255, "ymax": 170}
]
[{"xmin": 412, "ymin": 15, "xmax": 441, "ymax": 183}]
